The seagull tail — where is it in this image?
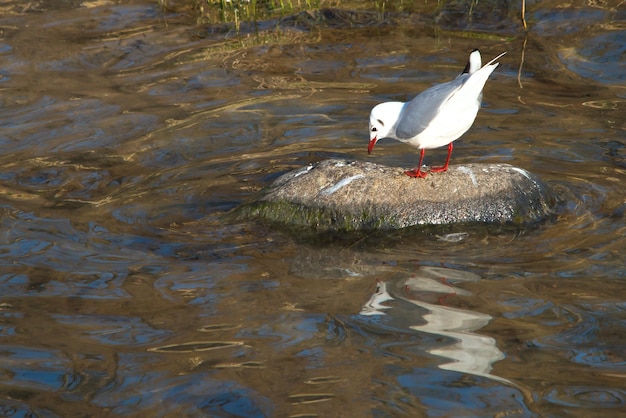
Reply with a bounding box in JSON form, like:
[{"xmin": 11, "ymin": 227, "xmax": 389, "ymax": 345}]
[
  {"xmin": 483, "ymin": 51, "xmax": 507, "ymax": 69},
  {"xmin": 459, "ymin": 51, "xmax": 507, "ymax": 99},
  {"xmin": 462, "ymin": 50, "xmax": 506, "ymax": 75}
]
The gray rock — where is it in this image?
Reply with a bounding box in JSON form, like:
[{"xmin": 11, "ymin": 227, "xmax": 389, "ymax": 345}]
[{"xmin": 236, "ymin": 159, "xmax": 555, "ymax": 231}]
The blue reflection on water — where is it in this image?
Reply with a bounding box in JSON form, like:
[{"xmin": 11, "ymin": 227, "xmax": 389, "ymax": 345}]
[
  {"xmin": 396, "ymin": 367, "xmax": 534, "ymax": 416},
  {"xmin": 91, "ymin": 354, "xmax": 273, "ymax": 417}
]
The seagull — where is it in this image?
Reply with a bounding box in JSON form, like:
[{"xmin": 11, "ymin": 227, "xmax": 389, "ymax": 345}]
[{"xmin": 368, "ymin": 49, "xmax": 506, "ymax": 178}]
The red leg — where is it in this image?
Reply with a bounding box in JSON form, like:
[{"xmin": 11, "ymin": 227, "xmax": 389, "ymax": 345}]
[
  {"xmin": 404, "ymin": 149, "xmax": 429, "ymax": 178},
  {"xmin": 430, "ymin": 143, "xmax": 453, "ymax": 173}
]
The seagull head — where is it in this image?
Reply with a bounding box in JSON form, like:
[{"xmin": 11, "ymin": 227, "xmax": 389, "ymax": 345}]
[{"xmin": 368, "ymin": 102, "xmax": 403, "ymax": 154}]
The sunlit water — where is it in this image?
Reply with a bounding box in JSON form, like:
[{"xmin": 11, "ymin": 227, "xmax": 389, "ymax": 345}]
[{"xmin": 0, "ymin": 1, "xmax": 624, "ymax": 416}]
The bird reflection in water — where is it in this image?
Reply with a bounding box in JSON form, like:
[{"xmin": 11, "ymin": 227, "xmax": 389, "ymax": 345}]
[{"xmin": 360, "ymin": 266, "xmax": 508, "ymax": 383}]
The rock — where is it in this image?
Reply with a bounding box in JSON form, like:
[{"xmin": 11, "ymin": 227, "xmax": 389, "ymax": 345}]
[{"xmin": 235, "ymin": 159, "xmax": 556, "ymax": 231}]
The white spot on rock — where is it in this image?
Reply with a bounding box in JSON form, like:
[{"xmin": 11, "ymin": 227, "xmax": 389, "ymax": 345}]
[
  {"xmin": 321, "ymin": 174, "xmax": 365, "ymax": 196},
  {"xmin": 458, "ymin": 166, "xmax": 478, "ymax": 187},
  {"xmin": 292, "ymin": 164, "xmax": 314, "ymax": 178},
  {"xmin": 510, "ymin": 167, "xmax": 532, "ymax": 180}
]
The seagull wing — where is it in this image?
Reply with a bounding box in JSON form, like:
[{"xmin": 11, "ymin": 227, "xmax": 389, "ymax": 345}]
[{"xmin": 395, "ymin": 75, "xmax": 468, "ymax": 141}]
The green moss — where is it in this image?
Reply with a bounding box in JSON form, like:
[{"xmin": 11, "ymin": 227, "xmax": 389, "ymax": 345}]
[{"xmin": 231, "ymin": 199, "xmax": 406, "ymax": 231}]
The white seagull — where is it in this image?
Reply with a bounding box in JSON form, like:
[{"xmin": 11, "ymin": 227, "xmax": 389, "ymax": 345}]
[{"xmin": 368, "ymin": 49, "xmax": 506, "ymax": 178}]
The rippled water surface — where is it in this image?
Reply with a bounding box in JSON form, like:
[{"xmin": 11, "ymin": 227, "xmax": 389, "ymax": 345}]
[{"xmin": 0, "ymin": 1, "xmax": 625, "ymax": 416}]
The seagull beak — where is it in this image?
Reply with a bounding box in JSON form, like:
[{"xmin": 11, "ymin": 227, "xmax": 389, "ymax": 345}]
[{"xmin": 368, "ymin": 137, "xmax": 377, "ymax": 155}]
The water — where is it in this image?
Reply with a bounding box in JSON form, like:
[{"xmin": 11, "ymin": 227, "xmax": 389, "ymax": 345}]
[{"xmin": 0, "ymin": 1, "xmax": 625, "ymax": 416}]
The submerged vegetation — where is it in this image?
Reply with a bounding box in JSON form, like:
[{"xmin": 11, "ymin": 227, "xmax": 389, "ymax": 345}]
[
  {"xmin": 155, "ymin": 0, "xmax": 528, "ymax": 71},
  {"xmin": 183, "ymin": 0, "xmax": 420, "ymax": 26},
  {"xmin": 163, "ymin": 0, "xmax": 526, "ymax": 32},
  {"xmin": 158, "ymin": 0, "xmax": 624, "ymax": 33}
]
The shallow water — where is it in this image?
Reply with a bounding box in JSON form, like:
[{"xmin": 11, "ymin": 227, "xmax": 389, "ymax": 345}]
[{"xmin": 0, "ymin": 1, "xmax": 625, "ymax": 416}]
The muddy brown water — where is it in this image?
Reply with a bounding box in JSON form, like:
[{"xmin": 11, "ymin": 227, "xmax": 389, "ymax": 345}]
[{"xmin": 0, "ymin": 1, "xmax": 624, "ymax": 417}]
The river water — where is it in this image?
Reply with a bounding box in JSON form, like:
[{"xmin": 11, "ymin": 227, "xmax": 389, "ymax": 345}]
[{"xmin": 0, "ymin": 1, "xmax": 624, "ymax": 417}]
